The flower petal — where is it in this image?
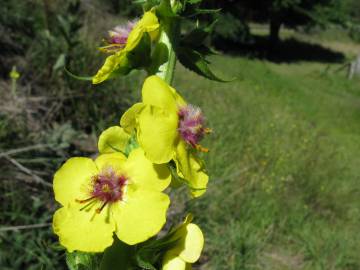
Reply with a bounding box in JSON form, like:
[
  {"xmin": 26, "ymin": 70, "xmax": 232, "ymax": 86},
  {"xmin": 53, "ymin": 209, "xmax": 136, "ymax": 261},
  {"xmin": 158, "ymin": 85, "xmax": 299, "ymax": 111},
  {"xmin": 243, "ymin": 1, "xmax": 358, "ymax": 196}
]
[
  {"xmin": 120, "ymin": 103, "xmax": 144, "ymax": 133},
  {"xmin": 137, "ymin": 10, "xmax": 160, "ymax": 41},
  {"xmin": 176, "ymin": 223, "xmax": 204, "ymax": 263},
  {"xmin": 53, "ymin": 205, "xmax": 115, "ymax": 252},
  {"xmin": 95, "ymin": 152, "xmax": 127, "ymax": 173},
  {"xmin": 92, "ymin": 52, "xmax": 127, "ymax": 84},
  {"xmin": 113, "ymin": 189, "xmax": 170, "ymax": 245},
  {"xmin": 53, "ymin": 157, "xmax": 98, "ymax": 206},
  {"xmin": 162, "ymin": 253, "xmax": 186, "ymax": 270},
  {"xmin": 175, "ymin": 141, "xmax": 209, "ymax": 197},
  {"xmin": 124, "ymin": 26, "xmax": 144, "ymax": 52},
  {"xmin": 138, "ymin": 105, "xmax": 178, "ymax": 164},
  {"xmin": 142, "ymin": 76, "xmax": 178, "ymax": 113},
  {"xmin": 170, "ymin": 86, "xmax": 187, "ymax": 107},
  {"xmin": 123, "ymin": 148, "xmax": 171, "ymax": 191},
  {"xmin": 98, "ymin": 126, "xmax": 130, "ymax": 154},
  {"xmin": 124, "ymin": 10, "xmax": 159, "ymax": 52}
]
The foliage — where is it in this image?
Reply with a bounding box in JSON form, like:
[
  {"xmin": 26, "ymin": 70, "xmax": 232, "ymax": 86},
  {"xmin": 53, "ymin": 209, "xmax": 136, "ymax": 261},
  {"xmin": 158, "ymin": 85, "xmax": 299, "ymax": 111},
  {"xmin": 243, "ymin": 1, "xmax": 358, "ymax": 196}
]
[{"xmin": 198, "ymin": 0, "xmax": 356, "ymax": 43}]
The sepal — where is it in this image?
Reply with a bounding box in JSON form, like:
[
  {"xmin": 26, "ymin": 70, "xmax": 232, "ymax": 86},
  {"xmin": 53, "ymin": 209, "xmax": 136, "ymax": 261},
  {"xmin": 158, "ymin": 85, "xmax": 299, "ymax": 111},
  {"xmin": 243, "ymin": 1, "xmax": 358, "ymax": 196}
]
[
  {"xmin": 156, "ymin": 0, "xmax": 177, "ymax": 18},
  {"xmin": 66, "ymin": 251, "xmax": 101, "ymax": 270},
  {"xmin": 127, "ymin": 32, "xmax": 152, "ymax": 70},
  {"xmin": 168, "ymin": 161, "xmax": 207, "ymax": 193},
  {"xmin": 100, "ymin": 239, "xmax": 135, "ymax": 270}
]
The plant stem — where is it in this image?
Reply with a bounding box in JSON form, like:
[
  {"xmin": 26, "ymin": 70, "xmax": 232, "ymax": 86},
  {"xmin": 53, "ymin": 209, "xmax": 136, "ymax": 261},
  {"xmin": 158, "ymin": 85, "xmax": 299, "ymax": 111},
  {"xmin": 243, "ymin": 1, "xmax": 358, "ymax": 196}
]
[{"xmin": 156, "ymin": 22, "xmax": 177, "ymax": 85}]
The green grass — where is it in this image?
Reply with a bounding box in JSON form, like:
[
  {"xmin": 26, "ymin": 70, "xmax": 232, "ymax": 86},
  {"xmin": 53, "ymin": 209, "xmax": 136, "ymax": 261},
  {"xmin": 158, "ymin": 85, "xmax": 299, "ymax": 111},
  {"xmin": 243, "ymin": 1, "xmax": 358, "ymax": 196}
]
[{"xmin": 171, "ymin": 54, "xmax": 360, "ymax": 269}]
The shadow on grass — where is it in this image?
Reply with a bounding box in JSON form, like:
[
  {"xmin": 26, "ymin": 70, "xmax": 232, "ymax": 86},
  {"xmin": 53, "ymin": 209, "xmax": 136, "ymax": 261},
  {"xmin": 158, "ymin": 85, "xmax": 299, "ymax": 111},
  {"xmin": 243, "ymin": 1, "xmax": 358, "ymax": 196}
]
[{"xmin": 214, "ymin": 35, "xmax": 345, "ymax": 63}]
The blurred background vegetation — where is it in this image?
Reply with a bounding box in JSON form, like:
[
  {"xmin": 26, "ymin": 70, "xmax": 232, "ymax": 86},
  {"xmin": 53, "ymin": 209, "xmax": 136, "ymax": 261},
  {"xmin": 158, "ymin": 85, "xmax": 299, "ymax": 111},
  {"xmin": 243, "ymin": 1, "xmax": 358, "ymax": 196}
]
[{"xmin": 0, "ymin": 0, "xmax": 360, "ymax": 269}]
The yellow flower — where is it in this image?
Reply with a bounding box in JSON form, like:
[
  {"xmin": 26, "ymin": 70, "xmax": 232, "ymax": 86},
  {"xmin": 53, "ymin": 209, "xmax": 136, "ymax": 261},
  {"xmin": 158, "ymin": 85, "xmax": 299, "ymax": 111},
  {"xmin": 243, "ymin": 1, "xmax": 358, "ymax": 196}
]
[
  {"xmin": 162, "ymin": 214, "xmax": 204, "ymax": 270},
  {"xmin": 52, "ymin": 147, "xmax": 171, "ymax": 252},
  {"xmin": 92, "ymin": 10, "xmax": 160, "ymax": 84},
  {"xmin": 121, "ymin": 75, "xmax": 209, "ymax": 197}
]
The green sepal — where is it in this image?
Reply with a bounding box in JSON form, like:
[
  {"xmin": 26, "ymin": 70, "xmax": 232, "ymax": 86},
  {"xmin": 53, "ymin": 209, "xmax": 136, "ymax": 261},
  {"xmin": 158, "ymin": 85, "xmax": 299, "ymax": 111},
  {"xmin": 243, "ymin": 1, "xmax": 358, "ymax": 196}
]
[
  {"xmin": 66, "ymin": 251, "xmax": 101, "ymax": 270},
  {"xmin": 127, "ymin": 32, "xmax": 152, "ymax": 70},
  {"xmin": 124, "ymin": 134, "xmax": 140, "ymax": 156},
  {"xmin": 139, "ymin": 0, "xmax": 160, "ymax": 11},
  {"xmin": 147, "ymin": 41, "xmax": 169, "ymax": 75},
  {"xmin": 100, "ymin": 238, "xmax": 135, "ymax": 270},
  {"xmin": 64, "ymin": 67, "xmax": 93, "ymax": 81},
  {"xmin": 167, "ymin": 161, "xmax": 207, "ymax": 192},
  {"xmin": 133, "ymin": 230, "xmax": 182, "ymax": 269},
  {"xmin": 176, "ymin": 46, "xmax": 232, "ymax": 82},
  {"xmin": 186, "ymin": 0, "xmax": 202, "ymax": 4},
  {"xmin": 135, "ymin": 250, "xmax": 158, "ymax": 270},
  {"xmin": 156, "ymin": 0, "xmax": 176, "ymax": 18}
]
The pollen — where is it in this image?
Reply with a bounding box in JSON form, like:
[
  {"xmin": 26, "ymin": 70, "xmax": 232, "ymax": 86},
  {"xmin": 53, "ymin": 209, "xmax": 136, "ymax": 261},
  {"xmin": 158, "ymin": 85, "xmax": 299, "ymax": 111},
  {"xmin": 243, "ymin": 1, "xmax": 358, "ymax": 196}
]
[{"xmin": 178, "ymin": 104, "xmax": 209, "ymax": 150}]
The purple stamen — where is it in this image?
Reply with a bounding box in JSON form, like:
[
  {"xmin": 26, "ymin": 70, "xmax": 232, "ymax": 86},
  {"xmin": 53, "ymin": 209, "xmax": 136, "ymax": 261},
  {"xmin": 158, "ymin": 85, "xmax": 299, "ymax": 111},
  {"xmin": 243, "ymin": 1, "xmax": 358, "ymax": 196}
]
[
  {"xmin": 103, "ymin": 20, "xmax": 138, "ymax": 52},
  {"xmin": 75, "ymin": 168, "xmax": 127, "ymax": 214},
  {"xmin": 178, "ymin": 104, "xmax": 207, "ymax": 148},
  {"xmin": 91, "ymin": 169, "xmax": 127, "ymax": 203}
]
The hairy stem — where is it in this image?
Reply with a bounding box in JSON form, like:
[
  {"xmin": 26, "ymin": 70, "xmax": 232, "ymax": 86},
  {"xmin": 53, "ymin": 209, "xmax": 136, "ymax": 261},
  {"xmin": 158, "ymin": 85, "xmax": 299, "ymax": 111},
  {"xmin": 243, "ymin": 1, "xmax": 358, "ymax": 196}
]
[{"xmin": 156, "ymin": 21, "xmax": 178, "ymax": 85}]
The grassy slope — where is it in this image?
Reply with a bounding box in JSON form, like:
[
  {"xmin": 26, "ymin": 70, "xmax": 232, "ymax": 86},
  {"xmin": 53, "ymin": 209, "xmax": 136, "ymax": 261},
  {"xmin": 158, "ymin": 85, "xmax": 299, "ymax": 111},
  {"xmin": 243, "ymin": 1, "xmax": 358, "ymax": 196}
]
[{"xmin": 173, "ymin": 49, "xmax": 360, "ymax": 269}]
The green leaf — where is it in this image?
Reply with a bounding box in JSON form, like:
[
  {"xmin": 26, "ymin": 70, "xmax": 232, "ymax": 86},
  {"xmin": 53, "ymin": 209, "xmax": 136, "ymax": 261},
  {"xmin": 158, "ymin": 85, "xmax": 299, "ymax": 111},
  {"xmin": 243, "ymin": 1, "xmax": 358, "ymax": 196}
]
[
  {"xmin": 176, "ymin": 47, "xmax": 232, "ymax": 82},
  {"xmin": 181, "ymin": 20, "xmax": 217, "ymax": 46},
  {"xmin": 181, "ymin": 5, "xmax": 220, "ymax": 17},
  {"xmin": 53, "ymin": 53, "xmax": 66, "ymax": 71},
  {"xmin": 195, "ymin": 45, "xmax": 218, "ymax": 57},
  {"xmin": 66, "ymin": 251, "xmax": 101, "ymax": 270},
  {"xmin": 100, "ymin": 238, "xmax": 134, "ymax": 270}
]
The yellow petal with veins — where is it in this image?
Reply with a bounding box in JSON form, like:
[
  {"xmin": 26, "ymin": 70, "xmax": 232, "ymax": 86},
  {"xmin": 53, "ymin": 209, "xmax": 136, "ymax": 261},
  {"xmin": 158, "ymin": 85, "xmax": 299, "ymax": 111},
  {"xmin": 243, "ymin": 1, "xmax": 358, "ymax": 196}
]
[
  {"xmin": 112, "ymin": 189, "xmax": 170, "ymax": 245},
  {"xmin": 137, "ymin": 105, "xmax": 178, "ymax": 164},
  {"xmin": 53, "ymin": 157, "xmax": 98, "ymax": 206},
  {"xmin": 53, "ymin": 205, "xmax": 115, "ymax": 252},
  {"xmin": 123, "ymin": 148, "xmax": 171, "ymax": 191}
]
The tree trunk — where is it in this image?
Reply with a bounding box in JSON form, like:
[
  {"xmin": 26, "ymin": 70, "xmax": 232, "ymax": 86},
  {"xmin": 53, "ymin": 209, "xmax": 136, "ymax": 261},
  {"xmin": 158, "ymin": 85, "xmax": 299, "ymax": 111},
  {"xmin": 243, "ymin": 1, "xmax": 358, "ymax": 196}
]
[{"xmin": 269, "ymin": 18, "xmax": 281, "ymax": 44}]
